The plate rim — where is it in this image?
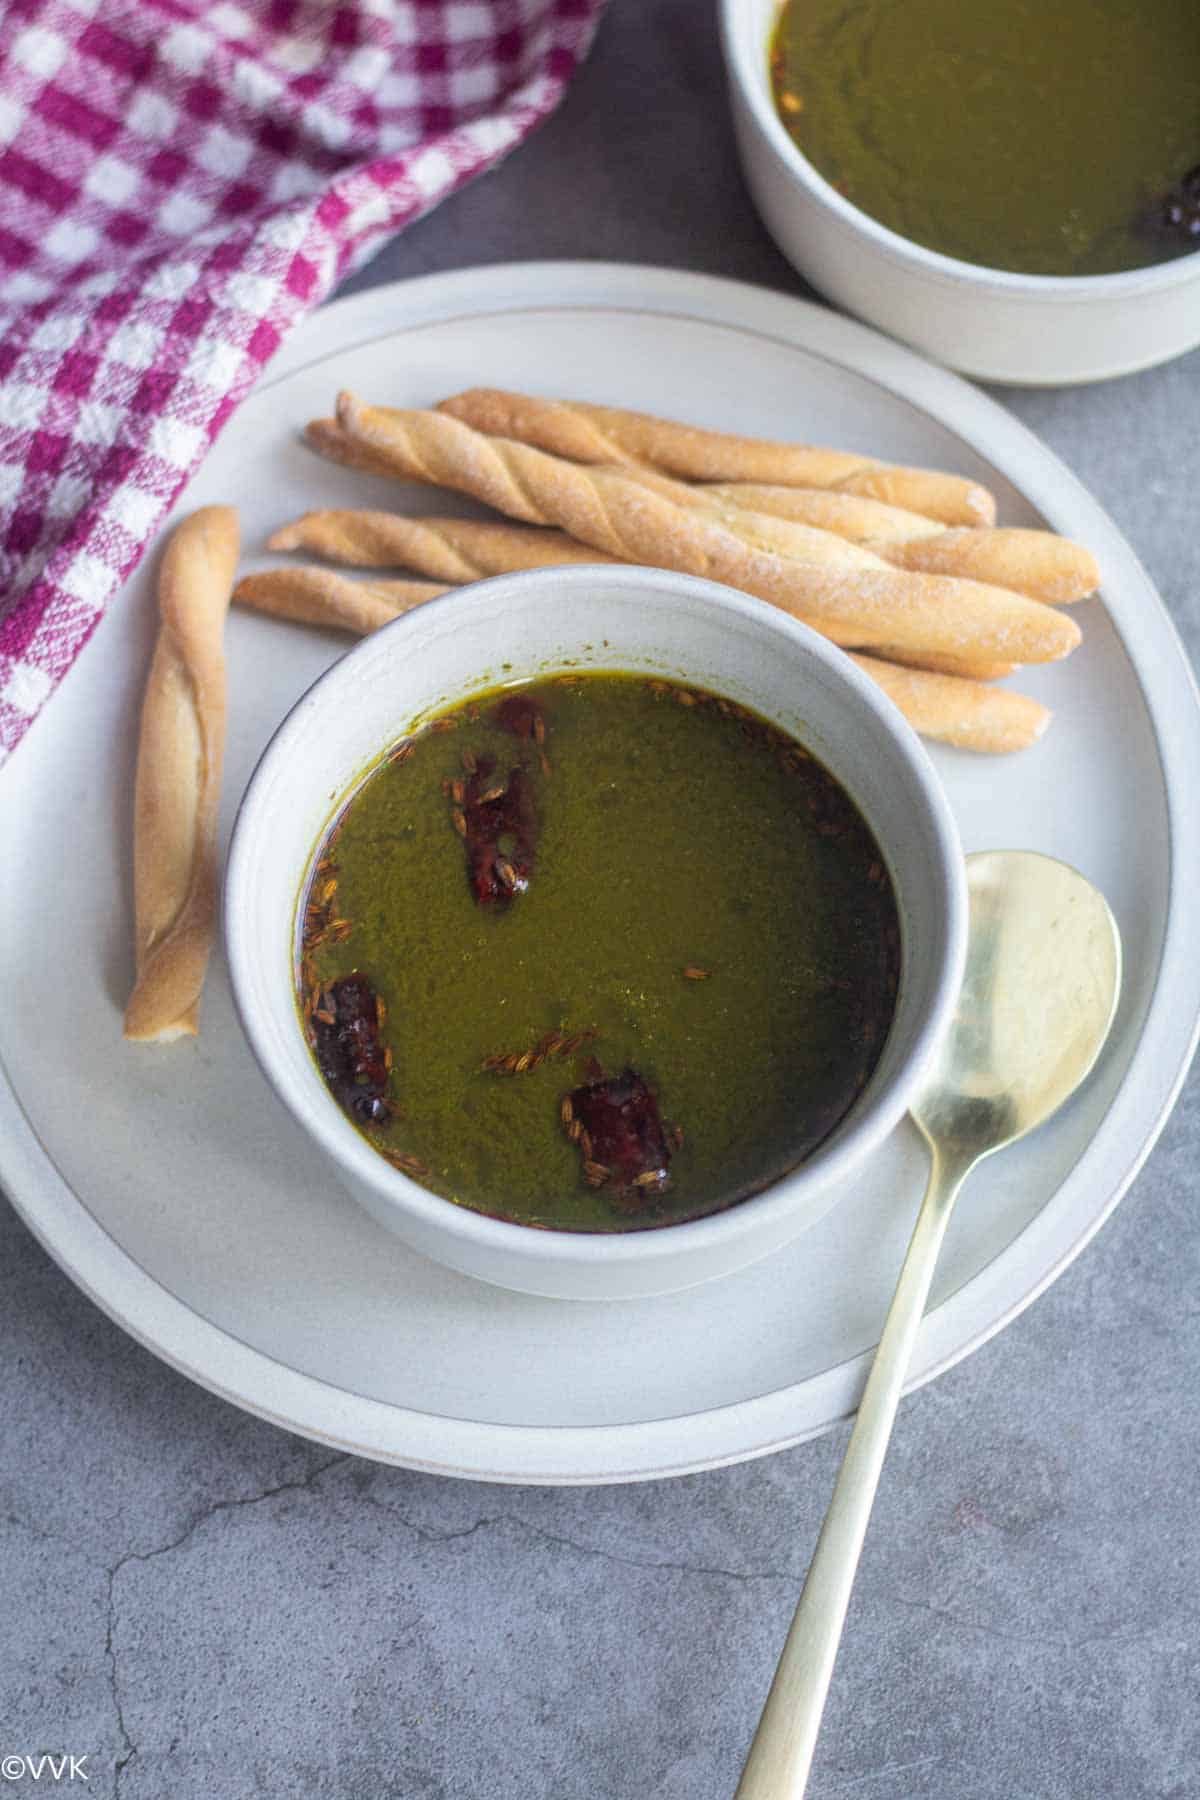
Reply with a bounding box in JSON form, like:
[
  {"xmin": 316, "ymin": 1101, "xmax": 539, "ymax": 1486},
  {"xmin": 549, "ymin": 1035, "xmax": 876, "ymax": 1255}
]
[{"xmin": 4, "ymin": 260, "xmax": 1199, "ymax": 1485}]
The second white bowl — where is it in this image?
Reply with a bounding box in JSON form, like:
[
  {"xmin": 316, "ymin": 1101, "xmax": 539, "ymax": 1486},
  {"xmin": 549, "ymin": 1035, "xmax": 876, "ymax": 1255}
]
[{"xmin": 720, "ymin": 0, "xmax": 1200, "ymax": 385}]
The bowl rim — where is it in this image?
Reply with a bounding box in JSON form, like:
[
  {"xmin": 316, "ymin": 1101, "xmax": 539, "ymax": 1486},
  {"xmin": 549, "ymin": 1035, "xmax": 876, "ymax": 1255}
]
[
  {"xmin": 719, "ymin": 0, "xmax": 1200, "ymax": 301},
  {"xmin": 224, "ymin": 564, "xmax": 968, "ymax": 1274}
]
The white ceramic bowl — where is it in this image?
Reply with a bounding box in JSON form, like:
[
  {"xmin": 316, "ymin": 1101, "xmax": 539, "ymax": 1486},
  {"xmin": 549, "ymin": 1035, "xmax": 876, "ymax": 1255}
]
[
  {"xmin": 720, "ymin": 0, "xmax": 1200, "ymax": 385},
  {"xmin": 225, "ymin": 566, "xmax": 966, "ymax": 1300}
]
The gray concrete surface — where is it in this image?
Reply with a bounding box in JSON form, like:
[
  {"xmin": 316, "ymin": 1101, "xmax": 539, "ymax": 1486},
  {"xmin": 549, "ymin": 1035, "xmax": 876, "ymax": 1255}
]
[{"xmin": 4, "ymin": 2, "xmax": 1200, "ymax": 1794}]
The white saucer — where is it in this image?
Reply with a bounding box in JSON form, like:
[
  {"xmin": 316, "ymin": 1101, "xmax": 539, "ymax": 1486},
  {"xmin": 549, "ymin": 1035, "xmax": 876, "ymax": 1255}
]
[{"xmin": 3, "ymin": 263, "xmax": 1198, "ymax": 1483}]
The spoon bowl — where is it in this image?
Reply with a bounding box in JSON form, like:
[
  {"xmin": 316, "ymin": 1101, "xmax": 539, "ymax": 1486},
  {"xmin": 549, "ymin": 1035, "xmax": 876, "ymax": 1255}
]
[{"xmin": 914, "ymin": 850, "xmax": 1121, "ymax": 1162}]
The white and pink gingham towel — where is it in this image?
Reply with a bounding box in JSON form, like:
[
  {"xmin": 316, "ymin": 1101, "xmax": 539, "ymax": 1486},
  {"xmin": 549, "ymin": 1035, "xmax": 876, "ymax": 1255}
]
[{"xmin": 0, "ymin": 0, "xmax": 606, "ymax": 767}]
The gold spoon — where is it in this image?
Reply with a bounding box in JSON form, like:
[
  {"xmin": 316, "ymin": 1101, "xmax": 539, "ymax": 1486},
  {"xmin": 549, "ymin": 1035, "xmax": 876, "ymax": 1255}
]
[{"xmin": 735, "ymin": 849, "xmax": 1122, "ymax": 1800}]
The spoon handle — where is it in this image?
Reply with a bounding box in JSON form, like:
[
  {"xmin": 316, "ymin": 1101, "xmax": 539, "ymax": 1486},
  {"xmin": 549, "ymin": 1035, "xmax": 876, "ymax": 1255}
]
[{"xmin": 734, "ymin": 1144, "xmax": 973, "ymax": 1800}]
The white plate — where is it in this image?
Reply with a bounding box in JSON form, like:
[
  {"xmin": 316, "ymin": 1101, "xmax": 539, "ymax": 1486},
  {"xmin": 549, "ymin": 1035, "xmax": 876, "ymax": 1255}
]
[{"xmin": 3, "ymin": 263, "xmax": 1198, "ymax": 1484}]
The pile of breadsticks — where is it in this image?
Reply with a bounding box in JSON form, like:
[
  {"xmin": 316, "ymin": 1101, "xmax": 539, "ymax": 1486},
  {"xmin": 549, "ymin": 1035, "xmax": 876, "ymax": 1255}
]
[{"xmin": 235, "ymin": 387, "xmax": 1097, "ymax": 755}]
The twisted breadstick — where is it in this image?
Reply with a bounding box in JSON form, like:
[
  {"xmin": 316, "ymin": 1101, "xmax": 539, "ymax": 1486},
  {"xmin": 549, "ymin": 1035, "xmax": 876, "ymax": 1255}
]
[
  {"xmin": 435, "ymin": 388, "xmax": 997, "ymax": 526},
  {"xmin": 334, "ymin": 396, "xmax": 1079, "ymax": 667},
  {"xmin": 703, "ymin": 484, "xmax": 1099, "ymax": 604},
  {"xmin": 235, "ymin": 567, "xmax": 448, "ymax": 634},
  {"xmin": 267, "ymin": 510, "xmax": 619, "ymax": 579},
  {"xmin": 124, "ymin": 506, "xmax": 239, "ymax": 1043},
  {"xmin": 850, "ymin": 655, "xmax": 1050, "ymax": 753}
]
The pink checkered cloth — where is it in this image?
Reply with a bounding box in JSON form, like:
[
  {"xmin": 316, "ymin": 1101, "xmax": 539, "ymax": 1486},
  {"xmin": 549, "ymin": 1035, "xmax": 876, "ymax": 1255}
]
[{"xmin": 0, "ymin": 0, "xmax": 606, "ymax": 767}]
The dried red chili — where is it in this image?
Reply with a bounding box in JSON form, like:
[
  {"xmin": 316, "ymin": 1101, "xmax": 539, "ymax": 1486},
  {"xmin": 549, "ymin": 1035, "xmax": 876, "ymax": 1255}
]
[
  {"xmin": 457, "ymin": 755, "xmax": 538, "ymax": 908},
  {"xmin": 564, "ymin": 1065, "xmax": 674, "ymax": 1205},
  {"xmin": 312, "ymin": 971, "xmax": 393, "ymax": 1125}
]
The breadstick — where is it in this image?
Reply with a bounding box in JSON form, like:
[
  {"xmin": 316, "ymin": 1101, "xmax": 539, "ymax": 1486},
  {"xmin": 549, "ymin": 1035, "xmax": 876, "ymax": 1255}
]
[
  {"xmin": 850, "ymin": 654, "xmax": 1050, "ymax": 753},
  {"xmin": 124, "ymin": 506, "xmax": 240, "ymax": 1042},
  {"xmin": 435, "ymin": 387, "xmax": 996, "ymax": 526},
  {"xmin": 235, "ymin": 567, "xmax": 449, "ymax": 634},
  {"xmin": 267, "ymin": 510, "xmax": 619, "ymax": 579},
  {"xmin": 335, "ymin": 397, "xmax": 1079, "ymax": 667}
]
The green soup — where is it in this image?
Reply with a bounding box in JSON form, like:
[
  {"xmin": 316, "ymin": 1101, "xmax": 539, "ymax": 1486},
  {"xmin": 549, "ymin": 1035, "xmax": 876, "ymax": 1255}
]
[
  {"xmin": 770, "ymin": 0, "xmax": 1200, "ymax": 276},
  {"xmin": 297, "ymin": 674, "xmax": 900, "ymax": 1233}
]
